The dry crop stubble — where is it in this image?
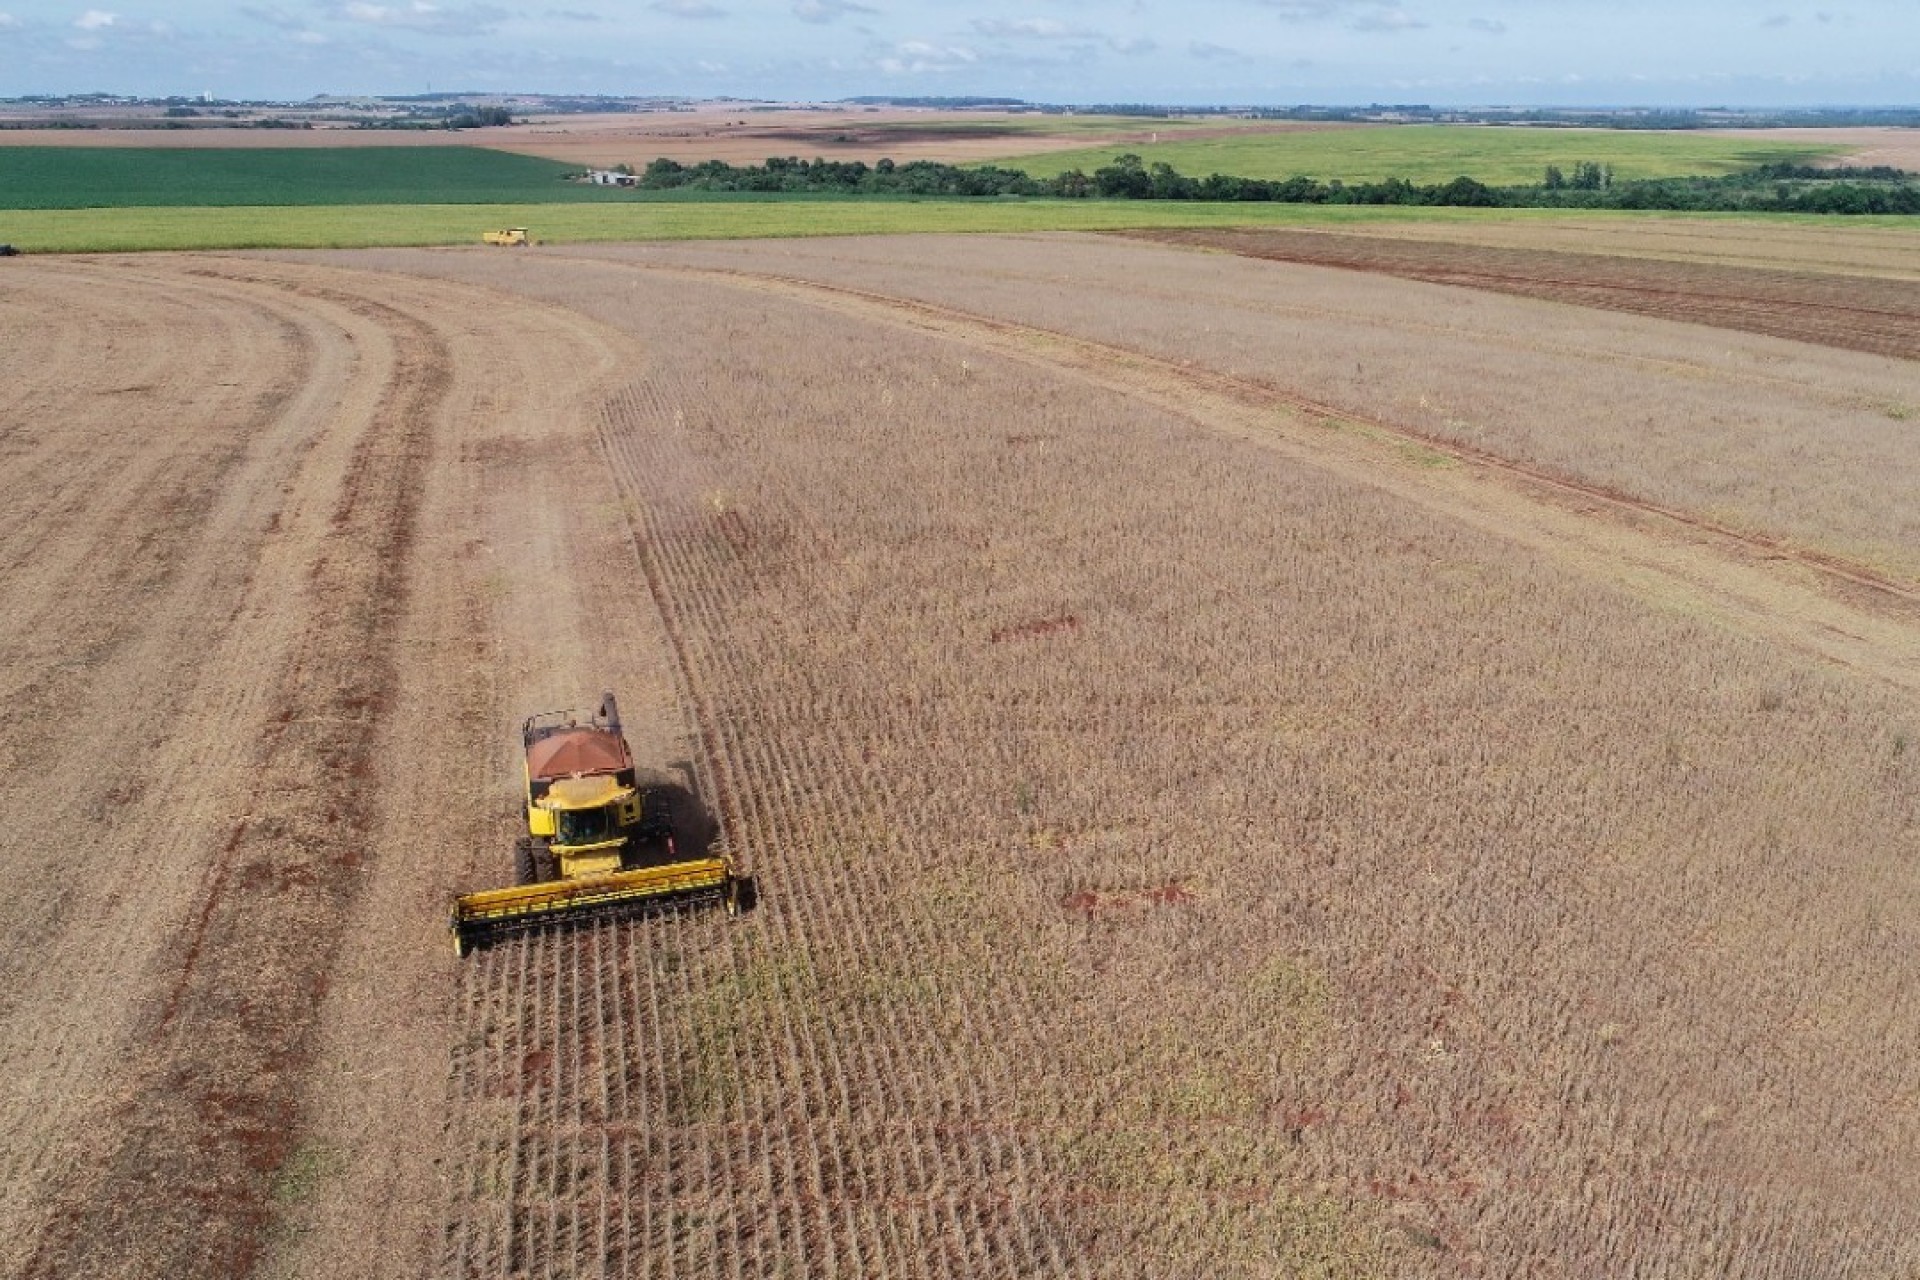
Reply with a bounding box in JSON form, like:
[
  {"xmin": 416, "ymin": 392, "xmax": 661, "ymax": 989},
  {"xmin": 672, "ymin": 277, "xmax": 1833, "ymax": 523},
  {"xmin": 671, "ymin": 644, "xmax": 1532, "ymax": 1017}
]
[
  {"xmin": 567, "ymin": 233, "xmax": 1920, "ymax": 582},
  {"xmin": 20, "ymin": 260, "xmax": 452, "ymax": 1279},
  {"xmin": 344, "ymin": 248, "xmax": 1920, "ymax": 1275},
  {"xmin": 544, "ymin": 253, "xmax": 1920, "ymax": 704},
  {"xmin": 13, "ymin": 236, "xmax": 1915, "ymax": 1275},
  {"xmin": 425, "ymin": 294, "xmax": 1395, "ymax": 1276},
  {"xmin": 0, "ymin": 252, "xmax": 667, "ymax": 1279},
  {"xmin": 0, "ymin": 257, "xmax": 380, "ymax": 1275}
]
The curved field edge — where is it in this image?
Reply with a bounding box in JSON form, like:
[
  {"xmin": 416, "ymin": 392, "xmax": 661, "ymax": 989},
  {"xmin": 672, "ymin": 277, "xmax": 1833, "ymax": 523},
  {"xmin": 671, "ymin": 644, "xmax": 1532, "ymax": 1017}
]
[{"xmin": 6, "ymin": 200, "xmax": 1913, "ymax": 253}]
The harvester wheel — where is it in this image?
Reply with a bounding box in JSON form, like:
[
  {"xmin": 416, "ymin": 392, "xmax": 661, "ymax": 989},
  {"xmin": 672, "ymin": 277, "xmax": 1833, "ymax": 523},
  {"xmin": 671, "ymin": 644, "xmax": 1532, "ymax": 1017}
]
[
  {"xmin": 513, "ymin": 837, "xmax": 538, "ymax": 886},
  {"xmin": 728, "ymin": 874, "xmax": 758, "ymax": 917},
  {"xmin": 636, "ymin": 791, "xmax": 674, "ymax": 843}
]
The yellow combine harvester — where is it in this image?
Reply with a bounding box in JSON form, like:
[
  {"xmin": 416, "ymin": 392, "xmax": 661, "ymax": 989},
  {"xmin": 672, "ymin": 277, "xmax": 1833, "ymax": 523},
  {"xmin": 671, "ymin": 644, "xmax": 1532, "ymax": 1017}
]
[
  {"xmin": 482, "ymin": 228, "xmax": 531, "ymax": 246},
  {"xmin": 451, "ymin": 691, "xmax": 747, "ymax": 954}
]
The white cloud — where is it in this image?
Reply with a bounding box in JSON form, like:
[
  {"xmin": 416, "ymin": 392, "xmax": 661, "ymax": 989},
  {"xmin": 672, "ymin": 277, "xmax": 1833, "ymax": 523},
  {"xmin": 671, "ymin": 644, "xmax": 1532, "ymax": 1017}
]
[
  {"xmin": 1189, "ymin": 38, "xmax": 1249, "ymax": 61},
  {"xmin": 650, "ymin": 0, "xmax": 725, "ymax": 16},
  {"xmin": 0, "ymin": 11, "xmax": 20, "ymax": 28},
  {"xmin": 343, "ymin": 2, "xmax": 407, "ymax": 23},
  {"xmin": 900, "ymin": 38, "xmax": 972, "ymax": 59},
  {"xmin": 793, "ymin": 0, "xmax": 874, "ymax": 22},
  {"xmin": 74, "ymin": 9, "xmax": 116, "ymax": 29},
  {"xmin": 1350, "ymin": 7, "xmax": 1425, "ymax": 32},
  {"xmin": 971, "ymin": 17, "xmax": 1090, "ymax": 39},
  {"xmin": 329, "ymin": 0, "xmax": 508, "ymax": 34},
  {"xmin": 877, "ymin": 39, "xmax": 977, "ymax": 73},
  {"xmin": 1259, "ymin": 0, "xmax": 1355, "ymax": 19},
  {"xmin": 242, "ymin": 5, "xmax": 306, "ymax": 29},
  {"xmin": 1467, "ymin": 17, "xmax": 1506, "ymax": 34},
  {"xmin": 1259, "ymin": 0, "xmax": 1424, "ymax": 29}
]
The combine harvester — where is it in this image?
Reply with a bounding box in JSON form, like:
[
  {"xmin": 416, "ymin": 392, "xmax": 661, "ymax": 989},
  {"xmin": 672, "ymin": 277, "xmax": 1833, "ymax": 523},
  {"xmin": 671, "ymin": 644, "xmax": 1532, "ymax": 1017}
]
[{"xmin": 451, "ymin": 691, "xmax": 749, "ymax": 955}]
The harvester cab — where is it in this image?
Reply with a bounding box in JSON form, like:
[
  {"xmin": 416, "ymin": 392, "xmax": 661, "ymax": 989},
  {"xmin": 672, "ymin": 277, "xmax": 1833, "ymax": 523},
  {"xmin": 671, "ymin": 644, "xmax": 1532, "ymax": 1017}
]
[
  {"xmin": 452, "ymin": 690, "xmax": 747, "ymax": 954},
  {"xmin": 520, "ymin": 692, "xmax": 650, "ymax": 881}
]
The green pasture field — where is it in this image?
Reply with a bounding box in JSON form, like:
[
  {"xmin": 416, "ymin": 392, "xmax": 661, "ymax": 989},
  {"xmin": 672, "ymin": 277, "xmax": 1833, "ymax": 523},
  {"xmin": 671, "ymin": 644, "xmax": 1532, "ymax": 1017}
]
[
  {"xmin": 993, "ymin": 124, "xmax": 1846, "ymax": 185},
  {"xmin": 3, "ymin": 198, "xmax": 1892, "ymax": 254},
  {"xmin": 0, "ymin": 198, "xmax": 1491, "ymax": 252},
  {"xmin": 848, "ymin": 112, "xmax": 1246, "ymax": 139},
  {"xmin": 0, "ymin": 146, "xmax": 615, "ymax": 208}
]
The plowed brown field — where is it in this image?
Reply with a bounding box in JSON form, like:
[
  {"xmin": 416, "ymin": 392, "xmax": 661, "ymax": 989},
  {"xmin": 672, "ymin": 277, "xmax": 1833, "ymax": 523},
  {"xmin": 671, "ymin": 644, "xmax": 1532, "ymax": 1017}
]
[{"xmin": 4, "ymin": 228, "xmax": 1918, "ymax": 1279}]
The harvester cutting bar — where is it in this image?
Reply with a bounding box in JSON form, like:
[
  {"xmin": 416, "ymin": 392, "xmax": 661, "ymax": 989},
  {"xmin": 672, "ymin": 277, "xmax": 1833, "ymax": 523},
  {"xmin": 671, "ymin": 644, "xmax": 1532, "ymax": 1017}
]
[{"xmin": 452, "ymin": 857, "xmax": 735, "ymax": 955}]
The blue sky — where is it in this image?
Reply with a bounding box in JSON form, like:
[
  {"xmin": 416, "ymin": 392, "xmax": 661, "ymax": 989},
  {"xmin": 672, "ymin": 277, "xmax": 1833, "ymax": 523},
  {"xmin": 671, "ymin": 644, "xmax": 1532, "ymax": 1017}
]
[{"xmin": 2, "ymin": 1, "xmax": 1914, "ymax": 106}]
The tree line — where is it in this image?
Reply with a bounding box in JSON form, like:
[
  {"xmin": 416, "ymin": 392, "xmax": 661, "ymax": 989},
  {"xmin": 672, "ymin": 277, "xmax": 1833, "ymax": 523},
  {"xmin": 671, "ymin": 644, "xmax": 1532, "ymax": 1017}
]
[{"xmin": 632, "ymin": 154, "xmax": 1920, "ymax": 214}]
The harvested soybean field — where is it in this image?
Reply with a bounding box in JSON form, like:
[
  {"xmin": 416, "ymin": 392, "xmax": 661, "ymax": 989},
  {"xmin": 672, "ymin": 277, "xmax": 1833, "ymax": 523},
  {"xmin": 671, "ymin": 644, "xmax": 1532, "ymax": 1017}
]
[{"xmin": 1, "ymin": 224, "xmax": 1917, "ymax": 1279}]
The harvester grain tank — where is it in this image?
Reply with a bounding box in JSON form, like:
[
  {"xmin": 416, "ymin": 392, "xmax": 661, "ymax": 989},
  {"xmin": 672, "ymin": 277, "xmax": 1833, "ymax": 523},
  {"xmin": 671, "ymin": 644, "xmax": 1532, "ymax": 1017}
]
[{"xmin": 451, "ymin": 691, "xmax": 747, "ymax": 954}]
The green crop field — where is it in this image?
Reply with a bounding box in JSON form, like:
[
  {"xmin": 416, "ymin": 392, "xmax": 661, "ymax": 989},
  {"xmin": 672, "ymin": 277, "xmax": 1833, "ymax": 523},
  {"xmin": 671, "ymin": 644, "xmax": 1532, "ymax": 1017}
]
[
  {"xmin": 0, "ymin": 146, "xmax": 621, "ymax": 209},
  {"xmin": 849, "ymin": 112, "xmax": 1250, "ymax": 139},
  {"xmin": 0, "ymin": 131, "xmax": 1881, "ymax": 253},
  {"xmin": 0, "ymin": 198, "xmax": 1535, "ymax": 252},
  {"xmin": 995, "ymin": 124, "xmax": 1845, "ymax": 186},
  {"xmin": 1, "ymin": 198, "xmax": 1886, "ymax": 255}
]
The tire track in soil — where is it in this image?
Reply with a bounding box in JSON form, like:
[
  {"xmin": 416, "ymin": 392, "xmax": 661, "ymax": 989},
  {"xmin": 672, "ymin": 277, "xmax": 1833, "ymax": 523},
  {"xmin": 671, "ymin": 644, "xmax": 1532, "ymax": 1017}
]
[
  {"xmin": 0, "ymin": 260, "xmax": 395, "ymax": 1273},
  {"xmin": 438, "ymin": 382, "xmax": 766, "ymax": 1280},
  {"xmin": 403, "ymin": 285, "xmax": 707, "ymax": 1280},
  {"xmin": 20, "ymin": 275, "xmax": 447, "ymax": 1280},
  {"xmin": 621, "ymin": 262, "xmax": 1920, "ymax": 704}
]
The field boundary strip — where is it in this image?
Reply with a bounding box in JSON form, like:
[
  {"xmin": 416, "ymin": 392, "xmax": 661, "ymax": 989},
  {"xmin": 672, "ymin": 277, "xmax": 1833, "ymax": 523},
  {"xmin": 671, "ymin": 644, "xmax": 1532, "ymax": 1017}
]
[{"xmin": 550, "ymin": 256, "xmax": 1920, "ymax": 701}]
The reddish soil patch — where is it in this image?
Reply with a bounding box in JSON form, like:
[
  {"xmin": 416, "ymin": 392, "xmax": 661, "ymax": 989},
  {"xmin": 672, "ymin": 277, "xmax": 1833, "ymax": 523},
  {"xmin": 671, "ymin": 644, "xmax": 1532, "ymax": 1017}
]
[
  {"xmin": 1062, "ymin": 881, "xmax": 1196, "ymax": 917},
  {"xmin": 991, "ymin": 613, "xmax": 1081, "ymax": 644},
  {"xmin": 1122, "ymin": 228, "xmax": 1920, "ymax": 362}
]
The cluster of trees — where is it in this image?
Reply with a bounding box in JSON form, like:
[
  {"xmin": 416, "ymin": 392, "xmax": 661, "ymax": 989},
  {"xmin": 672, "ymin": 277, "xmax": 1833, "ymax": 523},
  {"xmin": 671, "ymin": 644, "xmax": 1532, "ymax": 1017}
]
[
  {"xmin": 353, "ymin": 104, "xmax": 516, "ymax": 131},
  {"xmin": 636, "ymin": 152, "xmax": 1920, "ymax": 214},
  {"xmin": 445, "ymin": 106, "xmax": 515, "ymax": 129},
  {"xmin": 1543, "ymin": 161, "xmax": 1614, "ymax": 190},
  {"xmin": 639, "ymin": 155, "xmax": 1042, "ymax": 197},
  {"xmin": 1529, "ymin": 163, "xmax": 1920, "ymax": 214}
]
